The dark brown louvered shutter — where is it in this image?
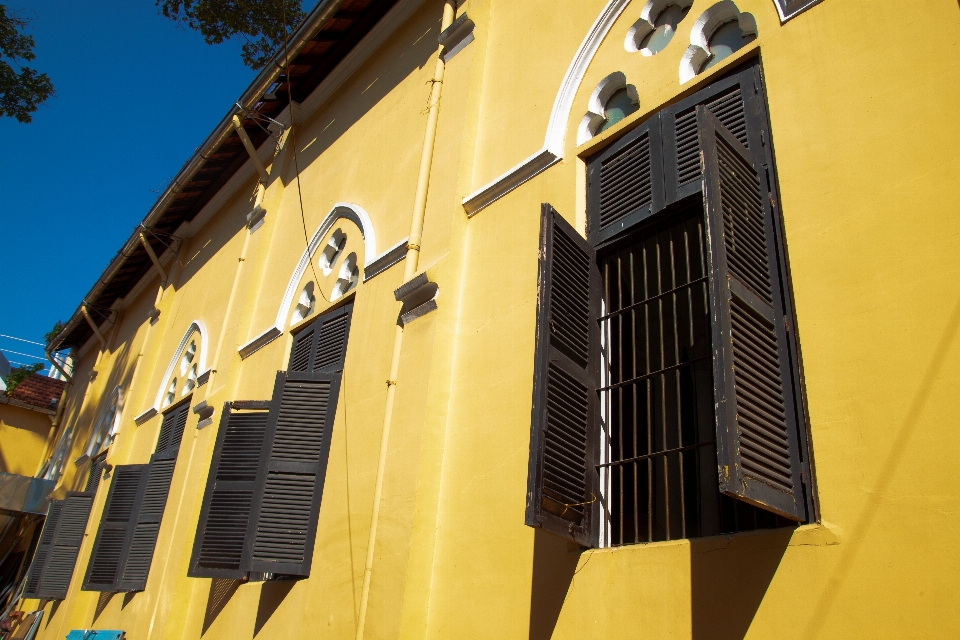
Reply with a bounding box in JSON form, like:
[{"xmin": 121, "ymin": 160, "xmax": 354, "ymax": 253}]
[
  {"xmin": 244, "ymin": 370, "xmax": 342, "ymax": 576},
  {"xmin": 118, "ymin": 457, "xmax": 176, "ymax": 591},
  {"xmin": 24, "ymin": 501, "xmax": 63, "ymax": 598},
  {"xmin": 586, "ymin": 113, "xmax": 664, "ymax": 246},
  {"xmin": 662, "ymin": 66, "xmax": 763, "ymax": 206},
  {"xmin": 155, "ymin": 401, "xmax": 190, "ymax": 456},
  {"xmin": 188, "ymin": 406, "xmax": 269, "ymax": 579},
  {"xmin": 525, "ymin": 204, "xmax": 601, "ymax": 547},
  {"xmin": 35, "ymin": 491, "xmax": 94, "ymax": 599},
  {"xmin": 698, "ymin": 107, "xmax": 805, "ymax": 521},
  {"xmin": 85, "ymin": 454, "xmax": 107, "ymax": 495},
  {"xmin": 288, "ymin": 303, "xmax": 354, "ymax": 374},
  {"xmin": 82, "ymin": 465, "xmax": 148, "ymax": 591}
]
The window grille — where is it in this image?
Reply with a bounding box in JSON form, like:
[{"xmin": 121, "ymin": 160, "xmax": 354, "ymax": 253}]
[{"xmin": 598, "ymin": 205, "xmax": 789, "ymax": 546}]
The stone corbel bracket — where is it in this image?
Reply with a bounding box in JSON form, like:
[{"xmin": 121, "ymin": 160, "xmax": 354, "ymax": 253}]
[
  {"xmin": 394, "ymin": 273, "xmax": 439, "ymax": 326},
  {"xmin": 193, "ymin": 400, "xmax": 215, "ymax": 429},
  {"xmin": 439, "ymin": 12, "xmax": 475, "ymax": 61}
]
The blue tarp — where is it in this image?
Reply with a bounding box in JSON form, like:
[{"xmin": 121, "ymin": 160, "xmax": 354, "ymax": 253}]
[{"xmin": 65, "ymin": 631, "xmax": 124, "ymax": 640}]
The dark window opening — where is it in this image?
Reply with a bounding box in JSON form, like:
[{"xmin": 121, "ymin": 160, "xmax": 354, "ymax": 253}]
[{"xmin": 598, "ymin": 203, "xmax": 790, "ymax": 546}]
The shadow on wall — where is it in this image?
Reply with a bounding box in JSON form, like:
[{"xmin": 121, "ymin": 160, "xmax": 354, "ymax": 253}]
[
  {"xmin": 122, "ymin": 591, "xmax": 136, "ymax": 609},
  {"xmin": 528, "ymin": 529, "xmax": 580, "ymax": 640},
  {"xmin": 93, "ymin": 591, "xmax": 114, "ymax": 623},
  {"xmin": 254, "ymin": 579, "xmax": 296, "ymax": 636},
  {"xmin": 43, "ymin": 599, "xmax": 59, "ymax": 628},
  {"xmin": 290, "ymin": 8, "xmax": 440, "ymax": 185},
  {"xmin": 202, "ymin": 578, "xmax": 242, "ymax": 636},
  {"xmin": 690, "ymin": 528, "xmax": 791, "ymax": 640}
]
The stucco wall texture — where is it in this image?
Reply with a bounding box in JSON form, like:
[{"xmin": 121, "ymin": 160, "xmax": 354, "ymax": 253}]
[{"xmin": 21, "ymin": 1, "xmax": 960, "ymax": 639}]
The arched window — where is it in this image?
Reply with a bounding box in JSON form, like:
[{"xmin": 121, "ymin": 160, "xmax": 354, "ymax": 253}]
[
  {"xmin": 150, "ymin": 322, "xmax": 208, "ymax": 415},
  {"xmin": 87, "ymin": 387, "xmax": 121, "ymax": 457},
  {"xmin": 43, "ymin": 426, "xmax": 74, "ymax": 481}
]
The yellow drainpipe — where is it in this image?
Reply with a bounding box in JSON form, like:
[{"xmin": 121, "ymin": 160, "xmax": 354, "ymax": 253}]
[{"xmin": 354, "ymin": 1, "xmax": 456, "ymax": 637}]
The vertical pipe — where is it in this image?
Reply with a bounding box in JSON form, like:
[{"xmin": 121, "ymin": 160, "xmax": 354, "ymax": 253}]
[{"xmin": 355, "ymin": 2, "xmax": 456, "ymax": 638}]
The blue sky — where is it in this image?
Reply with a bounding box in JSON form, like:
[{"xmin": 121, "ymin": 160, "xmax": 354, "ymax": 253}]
[{"xmin": 0, "ymin": 1, "xmax": 266, "ymax": 372}]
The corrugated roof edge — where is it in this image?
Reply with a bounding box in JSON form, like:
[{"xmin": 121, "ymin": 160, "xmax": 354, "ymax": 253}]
[{"xmin": 47, "ymin": 0, "xmax": 349, "ymax": 355}]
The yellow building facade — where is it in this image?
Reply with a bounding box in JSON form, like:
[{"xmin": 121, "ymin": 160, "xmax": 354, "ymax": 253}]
[{"xmin": 12, "ymin": 0, "xmax": 960, "ymax": 638}]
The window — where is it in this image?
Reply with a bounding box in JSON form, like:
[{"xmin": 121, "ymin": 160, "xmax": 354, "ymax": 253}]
[
  {"xmin": 43, "ymin": 426, "xmax": 74, "ymax": 481},
  {"xmin": 87, "ymin": 387, "xmax": 121, "ymax": 458},
  {"xmin": 189, "ymin": 302, "xmax": 353, "ymax": 579},
  {"xmin": 24, "ymin": 459, "xmax": 104, "ymax": 599},
  {"xmin": 82, "ymin": 400, "xmax": 189, "ymax": 592},
  {"xmin": 525, "ymin": 63, "xmax": 815, "ymax": 548}
]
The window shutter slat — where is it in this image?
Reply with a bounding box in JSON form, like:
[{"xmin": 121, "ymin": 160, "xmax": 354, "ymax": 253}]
[
  {"xmin": 85, "ymin": 456, "xmax": 107, "ymax": 495},
  {"xmin": 82, "ymin": 465, "xmax": 148, "ymax": 592},
  {"xmin": 586, "ymin": 114, "xmax": 664, "ymax": 246},
  {"xmin": 24, "ymin": 501, "xmax": 63, "ymax": 598},
  {"xmin": 697, "ymin": 107, "xmax": 806, "ymax": 521},
  {"xmin": 36, "ymin": 492, "xmax": 94, "ymax": 599},
  {"xmin": 155, "ymin": 402, "xmax": 190, "ymax": 459},
  {"xmin": 662, "ymin": 68, "xmax": 759, "ymax": 207},
  {"xmin": 244, "ymin": 370, "xmax": 342, "ymax": 576},
  {"xmin": 311, "ymin": 304, "xmax": 353, "ymax": 372},
  {"xmin": 288, "ymin": 303, "xmax": 354, "ymax": 375},
  {"xmin": 525, "ymin": 204, "xmax": 601, "ymax": 547},
  {"xmin": 118, "ymin": 457, "xmax": 177, "ymax": 591},
  {"xmin": 188, "ymin": 406, "xmax": 269, "ymax": 579}
]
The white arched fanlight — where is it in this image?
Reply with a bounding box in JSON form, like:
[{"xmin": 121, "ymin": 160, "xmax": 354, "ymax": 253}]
[
  {"xmin": 577, "ymin": 71, "xmax": 640, "ymax": 145},
  {"xmin": 149, "ymin": 321, "xmax": 209, "ymax": 415},
  {"xmin": 87, "ymin": 386, "xmax": 123, "ymax": 457},
  {"xmin": 625, "ymin": 0, "xmax": 693, "ymax": 55},
  {"xmin": 680, "ymin": 0, "xmax": 757, "ymax": 84}
]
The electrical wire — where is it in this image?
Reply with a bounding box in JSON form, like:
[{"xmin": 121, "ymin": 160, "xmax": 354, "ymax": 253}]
[
  {"xmin": 281, "ymin": 1, "xmax": 330, "ymax": 305},
  {"xmin": 0, "ymin": 335, "xmax": 44, "ymax": 347}
]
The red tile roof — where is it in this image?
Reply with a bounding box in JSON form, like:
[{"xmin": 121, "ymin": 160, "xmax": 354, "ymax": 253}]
[{"xmin": 6, "ymin": 374, "xmax": 66, "ymax": 410}]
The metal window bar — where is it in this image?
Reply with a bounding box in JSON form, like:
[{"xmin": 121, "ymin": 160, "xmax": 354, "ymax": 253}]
[{"xmin": 598, "ymin": 206, "xmax": 788, "ymax": 546}]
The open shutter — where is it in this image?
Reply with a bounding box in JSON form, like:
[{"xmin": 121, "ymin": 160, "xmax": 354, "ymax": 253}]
[
  {"xmin": 698, "ymin": 107, "xmax": 806, "ymax": 521},
  {"xmin": 244, "ymin": 370, "xmax": 342, "ymax": 576},
  {"xmin": 188, "ymin": 405, "xmax": 269, "ymax": 579},
  {"xmin": 586, "ymin": 113, "xmax": 664, "ymax": 246},
  {"xmin": 118, "ymin": 456, "xmax": 176, "ymax": 591},
  {"xmin": 82, "ymin": 465, "xmax": 148, "ymax": 591},
  {"xmin": 525, "ymin": 204, "xmax": 601, "ymax": 547},
  {"xmin": 288, "ymin": 303, "xmax": 354, "ymax": 374},
  {"xmin": 24, "ymin": 501, "xmax": 63, "ymax": 598},
  {"xmin": 35, "ymin": 491, "xmax": 94, "ymax": 599}
]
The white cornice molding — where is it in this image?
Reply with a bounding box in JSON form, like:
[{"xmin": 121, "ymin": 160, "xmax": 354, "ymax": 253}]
[{"xmin": 462, "ymin": 0, "xmax": 631, "ymax": 216}]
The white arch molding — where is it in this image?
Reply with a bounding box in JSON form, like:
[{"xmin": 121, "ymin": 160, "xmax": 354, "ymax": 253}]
[
  {"xmin": 238, "ymin": 202, "xmax": 398, "ymax": 359},
  {"xmin": 134, "ymin": 321, "xmax": 209, "ymax": 424},
  {"xmin": 463, "ymin": 0, "xmax": 631, "ymax": 215}
]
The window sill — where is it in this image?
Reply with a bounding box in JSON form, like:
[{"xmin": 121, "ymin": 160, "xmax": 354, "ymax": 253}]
[{"xmin": 597, "ymin": 522, "xmax": 841, "ymax": 553}]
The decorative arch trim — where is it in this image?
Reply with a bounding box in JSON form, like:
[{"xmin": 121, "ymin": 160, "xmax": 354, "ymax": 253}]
[
  {"xmin": 577, "ymin": 71, "xmax": 639, "ymax": 145},
  {"xmin": 238, "ymin": 202, "xmax": 390, "ymax": 359},
  {"xmin": 463, "ymin": 0, "xmax": 630, "ymax": 215},
  {"xmin": 679, "ymin": 1, "xmax": 757, "ymax": 83},
  {"xmin": 274, "ymin": 203, "xmax": 375, "ymax": 331},
  {"xmin": 152, "ymin": 320, "xmax": 209, "ymax": 411}
]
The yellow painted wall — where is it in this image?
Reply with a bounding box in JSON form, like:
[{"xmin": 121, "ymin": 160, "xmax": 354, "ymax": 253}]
[
  {"xmin": 22, "ymin": 0, "xmax": 960, "ymax": 638},
  {"xmin": 0, "ymin": 405, "xmax": 52, "ymax": 477}
]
